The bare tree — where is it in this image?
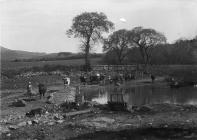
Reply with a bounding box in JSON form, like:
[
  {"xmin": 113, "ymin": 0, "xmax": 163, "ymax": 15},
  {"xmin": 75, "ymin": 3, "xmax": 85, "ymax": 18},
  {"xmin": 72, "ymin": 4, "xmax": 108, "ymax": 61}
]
[
  {"xmin": 103, "ymin": 29, "xmax": 131, "ymax": 64},
  {"xmin": 67, "ymin": 12, "xmax": 114, "ymax": 71},
  {"xmin": 129, "ymin": 27, "xmax": 166, "ymax": 68}
]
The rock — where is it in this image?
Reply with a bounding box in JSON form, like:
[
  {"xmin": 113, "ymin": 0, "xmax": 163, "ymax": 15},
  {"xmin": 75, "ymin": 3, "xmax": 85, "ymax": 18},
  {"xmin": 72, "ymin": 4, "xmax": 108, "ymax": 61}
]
[
  {"xmin": 46, "ymin": 93, "xmax": 55, "ymax": 104},
  {"xmin": 81, "ymin": 117, "xmax": 115, "ymax": 129},
  {"xmin": 32, "ymin": 119, "xmax": 39, "ymax": 124},
  {"xmin": 164, "ymin": 124, "xmax": 168, "ymax": 128},
  {"xmin": 56, "ymin": 120, "xmax": 64, "ymax": 124},
  {"xmin": 12, "ymin": 99, "xmax": 26, "ymax": 107},
  {"xmin": 9, "ymin": 125, "xmax": 18, "ymax": 130},
  {"xmin": 48, "ymin": 122, "xmax": 55, "ymax": 125},
  {"xmin": 54, "ymin": 113, "xmax": 63, "ymax": 120},
  {"xmin": 148, "ymin": 122, "xmax": 153, "ymax": 126},
  {"xmin": 64, "ymin": 109, "xmax": 92, "ymax": 117},
  {"xmin": 184, "ymin": 133, "xmax": 195, "ymax": 139},
  {"xmin": 17, "ymin": 121, "xmax": 27, "ymax": 127},
  {"xmin": 6, "ymin": 133, "xmax": 11, "ymax": 137},
  {"xmin": 53, "ymin": 113, "xmax": 59, "ymax": 120},
  {"xmin": 136, "ymin": 105, "xmax": 153, "ymax": 112},
  {"xmin": 27, "ymin": 121, "xmax": 32, "ymax": 125},
  {"xmin": 127, "ymin": 105, "xmax": 133, "ymax": 112},
  {"xmin": 43, "ymin": 120, "xmax": 48, "ymax": 124},
  {"xmin": 93, "ymin": 117, "xmax": 115, "ymax": 123},
  {"xmin": 0, "ymin": 126, "xmax": 10, "ymax": 133},
  {"xmin": 26, "ymin": 108, "xmax": 43, "ymax": 117}
]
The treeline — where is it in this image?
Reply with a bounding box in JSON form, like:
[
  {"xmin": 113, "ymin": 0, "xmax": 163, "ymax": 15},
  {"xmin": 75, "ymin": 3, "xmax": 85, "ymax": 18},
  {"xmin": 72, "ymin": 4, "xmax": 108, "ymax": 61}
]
[
  {"xmin": 102, "ymin": 36, "xmax": 197, "ymax": 65},
  {"xmin": 12, "ymin": 53, "xmax": 102, "ymax": 62}
]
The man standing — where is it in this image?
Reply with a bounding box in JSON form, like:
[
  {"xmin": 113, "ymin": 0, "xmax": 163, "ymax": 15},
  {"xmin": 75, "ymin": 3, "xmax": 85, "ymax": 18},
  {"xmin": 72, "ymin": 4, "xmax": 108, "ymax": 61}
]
[
  {"xmin": 151, "ymin": 74, "xmax": 155, "ymax": 83},
  {"xmin": 27, "ymin": 82, "xmax": 33, "ymax": 98}
]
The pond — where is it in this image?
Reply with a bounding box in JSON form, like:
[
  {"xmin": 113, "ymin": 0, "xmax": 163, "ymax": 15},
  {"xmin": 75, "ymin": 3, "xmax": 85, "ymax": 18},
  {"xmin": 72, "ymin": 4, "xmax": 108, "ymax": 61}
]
[
  {"xmin": 81, "ymin": 82, "xmax": 197, "ymax": 106},
  {"xmin": 68, "ymin": 128, "xmax": 197, "ymax": 140}
]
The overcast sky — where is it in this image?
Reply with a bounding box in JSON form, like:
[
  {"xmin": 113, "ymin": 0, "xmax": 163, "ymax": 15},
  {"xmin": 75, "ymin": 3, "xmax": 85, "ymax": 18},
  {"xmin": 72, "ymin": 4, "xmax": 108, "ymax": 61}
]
[{"xmin": 0, "ymin": 0, "xmax": 197, "ymax": 53}]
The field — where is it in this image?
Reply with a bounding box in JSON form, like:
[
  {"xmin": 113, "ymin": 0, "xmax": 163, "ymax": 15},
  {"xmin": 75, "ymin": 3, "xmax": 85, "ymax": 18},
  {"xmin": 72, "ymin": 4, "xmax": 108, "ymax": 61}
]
[
  {"xmin": 1, "ymin": 58, "xmax": 101, "ymax": 70},
  {"xmin": 148, "ymin": 65, "xmax": 197, "ymax": 76}
]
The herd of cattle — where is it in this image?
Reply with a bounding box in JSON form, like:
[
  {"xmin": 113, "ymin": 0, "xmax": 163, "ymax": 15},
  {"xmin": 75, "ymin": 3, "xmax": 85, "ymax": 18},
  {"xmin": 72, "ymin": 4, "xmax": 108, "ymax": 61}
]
[{"xmin": 79, "ymin": 72, "xmax": 135, "ymax": 85}]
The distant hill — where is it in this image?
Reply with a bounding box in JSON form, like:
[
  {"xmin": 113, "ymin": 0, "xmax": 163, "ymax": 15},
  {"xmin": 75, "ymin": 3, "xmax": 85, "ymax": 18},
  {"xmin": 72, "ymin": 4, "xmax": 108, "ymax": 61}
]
[
  {"xmin": 0, "ymin": 46, "xmax": 46, "ymax": 61},
  {"xmin": 0, "ymin": 46, "xmax": 103, "ymax": 62}
]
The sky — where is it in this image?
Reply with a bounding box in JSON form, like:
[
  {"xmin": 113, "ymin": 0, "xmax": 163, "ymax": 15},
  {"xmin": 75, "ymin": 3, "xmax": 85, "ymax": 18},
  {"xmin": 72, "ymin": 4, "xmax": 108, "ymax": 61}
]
[{"xmin": 0, "ymin": 0, "xmax": 197, "ymax": 53}]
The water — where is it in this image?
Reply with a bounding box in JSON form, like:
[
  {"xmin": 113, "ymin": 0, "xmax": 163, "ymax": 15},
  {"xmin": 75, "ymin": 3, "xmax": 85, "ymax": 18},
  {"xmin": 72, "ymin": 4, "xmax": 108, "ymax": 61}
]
[
  {"xmin": 81, "ymin": 83, "xmax": 197, "ymax": 106},
  {"xmin": 68, "ymin": 128, "xmax": 197, "ymax": 140}
]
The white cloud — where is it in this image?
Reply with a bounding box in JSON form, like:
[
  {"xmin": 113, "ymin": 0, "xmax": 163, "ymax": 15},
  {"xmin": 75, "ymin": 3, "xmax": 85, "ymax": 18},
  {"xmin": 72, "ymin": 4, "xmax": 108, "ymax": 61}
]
[{"xmin": 119, "ymin": 18, "xmax": 126, "ymax": 23}]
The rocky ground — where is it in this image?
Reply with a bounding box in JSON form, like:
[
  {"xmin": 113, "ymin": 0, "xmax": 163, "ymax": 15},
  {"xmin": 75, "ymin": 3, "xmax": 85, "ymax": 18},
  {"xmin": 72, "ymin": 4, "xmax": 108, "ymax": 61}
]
[
  {"xmin": 1, "ymin": 79, "xmax": 197, "ymax": 140},
  {"xmin": 1, "ymin": 103, "xmax": 197, "ymax": 140}
]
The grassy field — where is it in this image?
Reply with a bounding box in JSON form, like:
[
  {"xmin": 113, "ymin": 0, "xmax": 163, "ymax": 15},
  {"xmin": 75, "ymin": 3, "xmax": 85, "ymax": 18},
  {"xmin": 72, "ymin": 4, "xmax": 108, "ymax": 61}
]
[
  {"xmin": 148, "ymin": 65, "xmax": 197, "ymax": 76},
  {"xmin": 1, "ymin": 58, "xmax": 101, "ymax": 70}
]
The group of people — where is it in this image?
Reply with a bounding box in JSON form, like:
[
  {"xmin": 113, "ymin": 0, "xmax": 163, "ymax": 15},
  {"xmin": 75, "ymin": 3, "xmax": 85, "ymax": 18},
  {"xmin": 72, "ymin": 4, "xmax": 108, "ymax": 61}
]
[{"xmin": 26, "ymin": 82, "xmax": 47, "ymax": 99}]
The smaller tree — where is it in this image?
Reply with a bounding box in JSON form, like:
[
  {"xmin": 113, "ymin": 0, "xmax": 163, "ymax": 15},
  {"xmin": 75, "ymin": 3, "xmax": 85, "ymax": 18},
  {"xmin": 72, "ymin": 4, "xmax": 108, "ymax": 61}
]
[
  {"xmin": 103, "ymin": 29, "xmax": 132, "ymax": 64},
  {"xmin": 129, "ymin": 27, "xmax": 166, "ymax": 68}
]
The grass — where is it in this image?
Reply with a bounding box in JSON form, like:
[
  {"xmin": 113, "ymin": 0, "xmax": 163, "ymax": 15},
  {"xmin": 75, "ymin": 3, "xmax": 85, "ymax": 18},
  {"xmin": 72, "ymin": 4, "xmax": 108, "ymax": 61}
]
[
  {"xmin": 1, "ymin": 75, "xmax": 63, "ymax": 90},
  {"xmin": 1, "ymin": 58, "xmax": 101, "ymax": 70},
  {"xmin": 148, "ymin": 65, "xmax": 197, "ymax": 76}
]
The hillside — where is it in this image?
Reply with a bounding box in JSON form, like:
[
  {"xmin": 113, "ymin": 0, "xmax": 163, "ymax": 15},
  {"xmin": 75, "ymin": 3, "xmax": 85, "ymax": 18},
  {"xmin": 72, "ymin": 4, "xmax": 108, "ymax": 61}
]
[
  {"xmin": 0, "ymin": 46, "xmax": 46, "ymax": 61},
  {"xmin": 0, "ymin": 46, "xmax": 103, "ymax": 62}
]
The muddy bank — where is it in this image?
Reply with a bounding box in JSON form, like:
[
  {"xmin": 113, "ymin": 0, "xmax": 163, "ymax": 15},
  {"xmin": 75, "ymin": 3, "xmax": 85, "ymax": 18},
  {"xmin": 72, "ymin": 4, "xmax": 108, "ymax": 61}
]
[{"xmin": 2, "ymin": 103, "xmax": 197, "ymax": 139}]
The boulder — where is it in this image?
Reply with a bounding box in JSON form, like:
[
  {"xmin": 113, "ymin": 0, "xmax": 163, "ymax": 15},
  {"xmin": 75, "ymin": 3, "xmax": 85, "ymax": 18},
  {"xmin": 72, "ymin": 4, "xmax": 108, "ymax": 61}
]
[
  {"xmin": 17, "ymin": 121, "xmax": 27, "ymax": 127},
  {"xmin": 6, "ymin": 133, "xmax": 11, "ymax": 137},
  {"xmin": 134, "ymin": 105, "xmax": 153, "ymax": 112},
  {"xmin": 56, "ymin": 120, "xmax": 64, "ymax": 124},
  {"xmin": 46, "ymin": 93, "xmax": 55, "ymax": 104},
  {"xmin": 27, "ymin": 121, "xmax": 32, "ymax": 125},
  {"xmin": 12, "ymin": 99, "xmax": 26, "ymax": 107},
  {"xmin": 26, "ymin": 108, "xmax": 43, "ymax": 117},
  {"xmin": 53, "ymin": 113, "xmax": 63, "ymax": 120},
  {"xmin": 48, "ymin": 122, "xmax": 55, "ymax": 126},
  {"xmin": 0, "ymin": 126, "xmax": 10, "ymax": 133},
  {"xmin": 9, "ymin": 125, "xmax": 18, "ymax": 130},
  {"xmin": 32, "ymin": 119, "xmax": 39, "ymax": 124}
]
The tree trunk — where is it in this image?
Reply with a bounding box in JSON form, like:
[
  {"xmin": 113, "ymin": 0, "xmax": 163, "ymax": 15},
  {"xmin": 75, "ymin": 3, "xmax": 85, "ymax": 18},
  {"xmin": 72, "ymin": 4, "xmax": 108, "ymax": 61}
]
[{"xmin": 84, "ymin": 37, "xmax": 91, "ymax": 71}]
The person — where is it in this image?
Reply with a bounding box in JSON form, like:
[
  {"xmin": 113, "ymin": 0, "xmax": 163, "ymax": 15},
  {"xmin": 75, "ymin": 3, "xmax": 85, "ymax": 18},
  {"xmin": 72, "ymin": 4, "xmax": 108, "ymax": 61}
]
[
  {"xmin": 27, "ymin": 82, "xmax": 33, "ymax": 98},
  {"xmin": 63, "ymin": 76, "xmax": 70, "ymax": 88},
  {"xmin": 38, "ymin": 83, "xmax": 47, "ymax": 99},
  {"xmin": 80, "ymin": 74, "xmax": 86, "ymax": 85},
  {"xmin": 151, "ymin": 74, "xmax": 155, "ymax": 83}
]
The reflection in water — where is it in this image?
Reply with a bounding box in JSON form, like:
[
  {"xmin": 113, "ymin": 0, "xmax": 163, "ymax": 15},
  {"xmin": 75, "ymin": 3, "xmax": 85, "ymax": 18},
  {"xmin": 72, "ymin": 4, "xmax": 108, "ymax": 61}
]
[{"xmin": 81, "ymin": 84, "xmax": 197, "ymax": 106}]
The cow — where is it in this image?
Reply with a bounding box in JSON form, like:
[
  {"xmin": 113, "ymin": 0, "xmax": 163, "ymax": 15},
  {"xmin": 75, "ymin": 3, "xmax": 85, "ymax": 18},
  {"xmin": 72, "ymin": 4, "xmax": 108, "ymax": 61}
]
[{"xmin": 38, "ymin": 83, "xmax": 47, "ymax": 99}]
